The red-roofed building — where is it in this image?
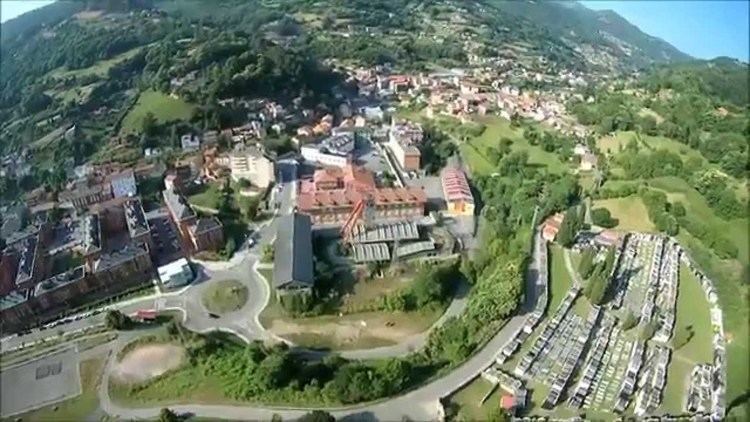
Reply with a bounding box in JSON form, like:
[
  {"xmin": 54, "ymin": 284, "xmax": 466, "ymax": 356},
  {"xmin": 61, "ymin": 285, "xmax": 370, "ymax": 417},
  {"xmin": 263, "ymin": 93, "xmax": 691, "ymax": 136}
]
[
  {"xmin": 441, "ymin": 167, "xmax": 474, "ymax": 216},
  {"xmin": 500, "ymin": 394, "xmax": 516, "ymax": 411},
  {"xmin": 542, "ymin": 213, "xmax": 565, "ymax": 242},
  {"xmin": 297, "ymin": 166, "xmax": 426, "ymax": 226}
]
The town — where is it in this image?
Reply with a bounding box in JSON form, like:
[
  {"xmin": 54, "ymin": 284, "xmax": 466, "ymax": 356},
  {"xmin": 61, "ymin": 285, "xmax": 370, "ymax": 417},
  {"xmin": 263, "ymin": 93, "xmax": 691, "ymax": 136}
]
[{"xmin": 0, "ymin": 1, "xmax": 746, "ymax": 422}]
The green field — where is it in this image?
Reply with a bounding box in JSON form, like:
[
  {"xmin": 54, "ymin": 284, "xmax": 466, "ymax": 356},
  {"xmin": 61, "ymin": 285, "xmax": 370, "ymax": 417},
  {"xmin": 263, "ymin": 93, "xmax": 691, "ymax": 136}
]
[
  {"xmin": 121, "ymin": 90, "xmax": 195, "ymax": 134},
  {"xmin": 49, "ymin": 47, "xmax": 143, "ymax": 80},
  {"xmin": 460, "ymin": 117, "xmax": 569, "ymax": 175},
  {"xmin": 447, "ymin": 376, "xmax": 504, "ymax": 421},
  {"xmin": 592, "ymin": 196, "xmax": 656, "ymax": 232},
  {"xmin": 660, "ymin": 264, "xmax": 715, "ymax": 414},
  {"xmin": 649, "ymin": 176, "xmax": 749, "ymax": 263},
  {"xmin": 201, "ymin": 279, "xmax": 248, "ymax": 315}
]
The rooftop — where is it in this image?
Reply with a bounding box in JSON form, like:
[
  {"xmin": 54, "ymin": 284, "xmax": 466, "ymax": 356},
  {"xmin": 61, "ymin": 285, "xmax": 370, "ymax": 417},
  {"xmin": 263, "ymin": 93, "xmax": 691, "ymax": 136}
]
[
  {"xmin": 0, "ymin": 289, "xmax": 31, "ymax": 311},
  {"xmin": 80, "ymin": 214, "xmax": 102, "ymax": 255},
  {"xmin": 189, "ymin": 217, "xmax": 222, "ymax": 235},
  {"xmin": 441, "ymin": 167, "xmax": 474, "ymax": 203},
  {"xmin": 124, "ymin": 198, "xmax": 150, "ymax": 238},
  {"xmin": 14, "ymin": 234, "xmax": 39, "ymax": 286},
  {"xmin": 34, "ymin": 266, "xmax": 86, "ymax": 296},
  {"xmin": 273, "ymin": 214, "xmax": 314, "ymax": 289},
  {"xmin": 92, "ymin": 243, "xmax": 148, "ymax": 273},
  {"xmin": 163, "ymin": 188, "xmax": 195, "ymax": 221},
  {"xmin": 297, "ymin": 187, "xmax": 426, "ymax": 210}
]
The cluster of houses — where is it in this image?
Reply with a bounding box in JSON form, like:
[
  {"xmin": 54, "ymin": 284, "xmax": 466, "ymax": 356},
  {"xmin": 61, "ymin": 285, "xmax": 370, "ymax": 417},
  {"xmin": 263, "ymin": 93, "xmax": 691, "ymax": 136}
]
[
  {"xmin": 346, "ymin": 65, "xmax": 588, "ymax": 138},
  {"xmin": 0, "ymin": 158, "xmax": 235, "ymax": 334}
]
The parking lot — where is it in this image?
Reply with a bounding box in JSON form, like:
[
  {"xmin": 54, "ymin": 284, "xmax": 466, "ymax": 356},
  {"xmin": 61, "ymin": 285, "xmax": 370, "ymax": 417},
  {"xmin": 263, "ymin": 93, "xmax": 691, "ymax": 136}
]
[
  {"xmin": 0, "ymin": 346, "xmax": 81, "ymax": 417},
  {"xmin": 147, "ymin": 209, "xmax": 184, "ymax": 267}
]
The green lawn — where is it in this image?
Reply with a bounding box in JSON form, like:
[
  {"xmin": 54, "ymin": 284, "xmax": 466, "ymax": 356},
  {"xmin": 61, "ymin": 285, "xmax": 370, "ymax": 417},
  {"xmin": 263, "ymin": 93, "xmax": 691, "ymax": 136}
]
[
  {"xmin": 660, "ymin": 264, "xmax": 715, "ymax": 414},
  {"xmin": 187, "ymin": 183, "xmax": 224, "ymax": 211},
  {"xmin": 548, "ymin": 245, "xmax": 573, "ymax": 311},
  {"xmin": 460, "ymin": 117, "xmax": 569, "ymax": 175},
  {"xmin": 49, "ymin": 46, "xmax": 143, "ymax": 79},
  {"xmin": 447, "ymin": 376, "xmax": 504, "ymax": 421},
  {"xmin": 121, "ymin": 90, "xmax": 195, "ymax": 134},
  {"xmin": 13, "ymin": 358, "xmax": 105, "ymax": 421},
  {"xmin": 201, "ymin": 280, "xmax": 248, "ymax": 315},
  {"xmin": 592, "ymin": 196, "xmax": 657, "ymax": 233}
]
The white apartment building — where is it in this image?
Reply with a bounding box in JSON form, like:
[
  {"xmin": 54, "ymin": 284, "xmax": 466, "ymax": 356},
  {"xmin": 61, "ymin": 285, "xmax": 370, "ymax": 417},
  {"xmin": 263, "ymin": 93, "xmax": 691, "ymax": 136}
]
[{"xmin": 229, "ymin": 145, "xmax": 275, "ymax": 188}]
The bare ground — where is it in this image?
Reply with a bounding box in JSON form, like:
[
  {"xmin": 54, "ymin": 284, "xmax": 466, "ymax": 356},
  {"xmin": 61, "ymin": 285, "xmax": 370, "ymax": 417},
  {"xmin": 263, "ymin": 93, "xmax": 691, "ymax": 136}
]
[{"xmin": 112, "ymin": 344, "xmax": 185, "ymax": 384}]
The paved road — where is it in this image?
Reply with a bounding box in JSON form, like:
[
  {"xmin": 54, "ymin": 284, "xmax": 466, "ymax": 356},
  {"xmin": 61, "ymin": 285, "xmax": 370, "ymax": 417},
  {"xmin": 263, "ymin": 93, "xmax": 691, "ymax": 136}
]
[{"xmin": 97, "ymin": 231, "xmax": 545, "ymax": 421}]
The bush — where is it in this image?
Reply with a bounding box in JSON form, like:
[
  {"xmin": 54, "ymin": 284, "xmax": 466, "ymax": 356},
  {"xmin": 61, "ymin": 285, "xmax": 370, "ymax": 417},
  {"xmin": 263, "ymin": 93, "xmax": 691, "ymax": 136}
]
[
  {"xmin": 591, "ymin": 207, "xmax": 618, "ymax": 228},
  {"xmin": 672, "ymin": 325, "xmax": 694, "ymax": 350},
  {"xmin": 621, "ymin": 310, "xmax": 638, "ymax": 330},
  {"xmin": 640, "ymin": 319, "xmax": 659, "ymax": 342},
  {"xmin": 105, "ymin": 310, "xmax": 132, "ymax": 330}
]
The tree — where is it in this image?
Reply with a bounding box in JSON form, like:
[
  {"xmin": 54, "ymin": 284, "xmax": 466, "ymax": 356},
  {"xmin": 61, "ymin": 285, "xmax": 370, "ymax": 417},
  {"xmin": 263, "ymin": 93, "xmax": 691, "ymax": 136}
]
[
  {"xmin": 578, "ymin": 248, "xmax": 595, "ymax": 279},
  {"xmin": 298, "ymin": 410, "xmax": 335, "ymax": 422},
  {"xmin": 640, "ymin": 319, "xmax": 658, "ymax": 342},
  {"xmin": 105, "ymin": 310, "xmax": 131, "ymax": 330},
  {"xmin": 159, "ymin": 408, "xmax": 180, "ymax": 422},
  {"xmin": 621, "ymin": 310, "xmax": 637, "ymax": 330},
  {"xmin": 672, "ymin": 325, "xmax": 694, "ymax": 350},
  {"xmin": 556, "ymin": 207, "xmax": 581, "ymax": 247},
  {"xmin": 271, "ymin": 414, "xmax": 283, "ymax": 422},
  {"xmin": 670, "ymin": 201, "xmax": 686, "ymax": 217},
  {"xmin": 141, "ymin": 112, "xmax": 158, "ymax": 137},
  {"xmin": 591, "ymin": 207, "xmax": 617, "ymax": 228},
  {"xmin": 261, "ymin": 244, "xmax": 275, "ymax": 263}
]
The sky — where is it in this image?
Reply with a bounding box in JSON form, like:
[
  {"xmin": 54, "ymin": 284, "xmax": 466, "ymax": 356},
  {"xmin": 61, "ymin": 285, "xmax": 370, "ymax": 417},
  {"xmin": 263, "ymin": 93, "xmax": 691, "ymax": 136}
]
[
  {"xmin": 1, "ymin": 0, "xmax": 748, "ymax": 61},
  {"xmin": 1, "ymin": 0, "xmax": 55, "ymax": 23},
  {"xmin": 582, "ymin": 1, "xmax": 750, "ymax": 61}
]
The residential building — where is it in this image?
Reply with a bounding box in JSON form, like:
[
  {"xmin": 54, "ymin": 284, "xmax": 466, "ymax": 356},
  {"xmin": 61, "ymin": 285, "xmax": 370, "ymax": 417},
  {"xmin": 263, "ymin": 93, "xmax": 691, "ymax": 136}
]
[
  {"xmin": 300, "ymin": 133, "xmax": 355, "ymax": 168},
  {"xmin": 542, "ymin": 213, "xmax": 565, "ymax": 242},
  {"xmin": 59, "ymin": 181, "xmax": 113, "ymax": 210},
  {"xmin": 580, "ymin": 153, "xmax": 598, "ymax": 171},
  {"xmin": 12, "ymin": 234, "xmax": 44, "ymax": 291},
  {"xmin": 388, "ymin": 120, "xmax": 423, "ymax": 171},
  {"xmin": 109, "ymin": 169, "xmax": 137, "ymax": 198},
  {"xmin": 0, "ymin": 243, "xmax": 154, "ymax": 334},
  {"xmin": 163, "ymin": 187, "xmax": 224, "ymax": 253},
  {"xmin": 229, "ymin": 144, "xmax": 275, "ymax": 188},
  {"xmin": 124, "ymin": 198, "xmax": 152, "ymax": 247},
  {"xmin": 188, "ymin": 217, "xmax": 224, "ymax": 252},
  {"xmin": 300, "ymin": 143, "xmax": 350, "ymax": 168},
  {"xmin": 181, "ymin": 134, "xmax": 201, "ymax": 151},
  {"xmin": 441, "ymin": 167, "xmax": 475, "ymax": 216},
  {"xmin": 273, "ymin": 214, "xmax": 314, "ymax": 294}
]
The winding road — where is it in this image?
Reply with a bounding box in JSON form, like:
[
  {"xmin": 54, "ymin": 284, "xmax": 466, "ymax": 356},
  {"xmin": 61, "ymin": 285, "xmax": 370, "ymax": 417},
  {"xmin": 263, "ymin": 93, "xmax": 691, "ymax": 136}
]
[
  {"xmin": 4, "ymin": 159, "xmax": 548, "ymax": 421},
  {"xmin": 97, "ymin": 230, "xmax": 546, "ymax": 421}
]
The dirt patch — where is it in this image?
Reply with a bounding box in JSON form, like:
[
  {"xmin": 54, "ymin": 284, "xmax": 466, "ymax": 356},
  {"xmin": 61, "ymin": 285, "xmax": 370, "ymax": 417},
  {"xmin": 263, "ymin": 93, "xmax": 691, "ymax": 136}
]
[{"xmin": 112, "ymin": 344, "xmax": 185, "ymax": 384}]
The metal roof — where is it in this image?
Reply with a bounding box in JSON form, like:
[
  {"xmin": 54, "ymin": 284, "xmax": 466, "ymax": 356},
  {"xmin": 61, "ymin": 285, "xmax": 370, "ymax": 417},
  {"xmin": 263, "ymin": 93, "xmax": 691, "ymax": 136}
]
[{"xmin": 273, "ymin": 214, "xmax": 314, "ymax": 289}]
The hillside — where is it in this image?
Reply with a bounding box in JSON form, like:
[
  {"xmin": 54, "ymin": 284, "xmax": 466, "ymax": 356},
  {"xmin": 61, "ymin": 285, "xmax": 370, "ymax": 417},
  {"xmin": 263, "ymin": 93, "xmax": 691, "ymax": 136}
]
[{"xmin": 485, "ymin": 1, "xmax": 691, "ymax": 68}]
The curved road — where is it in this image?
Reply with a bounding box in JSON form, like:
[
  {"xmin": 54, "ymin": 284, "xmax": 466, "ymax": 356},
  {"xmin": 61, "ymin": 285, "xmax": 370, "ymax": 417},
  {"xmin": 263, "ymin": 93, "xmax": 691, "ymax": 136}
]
[{"xmin": 98, "ymin": 231, "xmax": 545, "ymax": 421}]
